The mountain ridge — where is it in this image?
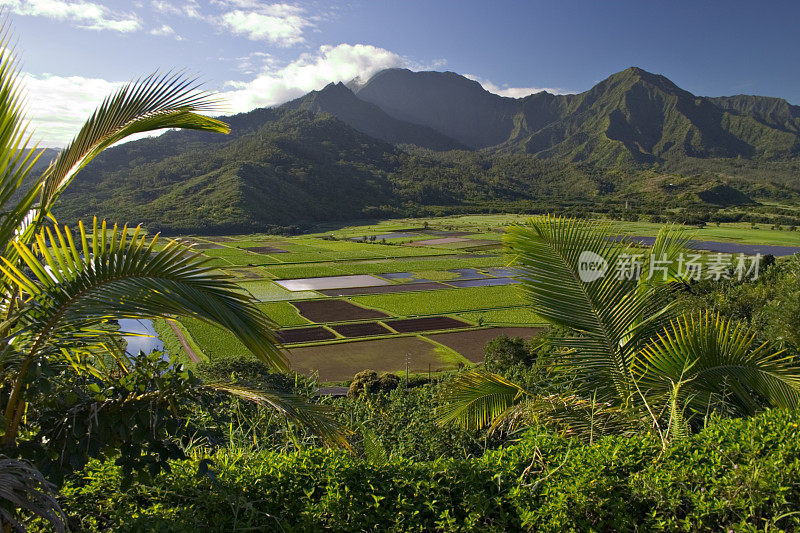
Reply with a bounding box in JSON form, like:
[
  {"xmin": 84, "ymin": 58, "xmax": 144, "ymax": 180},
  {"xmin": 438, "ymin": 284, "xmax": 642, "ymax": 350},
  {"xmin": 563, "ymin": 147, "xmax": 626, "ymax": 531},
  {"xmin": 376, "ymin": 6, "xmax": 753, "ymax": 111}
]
[{"xmin": 47, "ymin": 66, "xmax": 800, "ymax": 233}]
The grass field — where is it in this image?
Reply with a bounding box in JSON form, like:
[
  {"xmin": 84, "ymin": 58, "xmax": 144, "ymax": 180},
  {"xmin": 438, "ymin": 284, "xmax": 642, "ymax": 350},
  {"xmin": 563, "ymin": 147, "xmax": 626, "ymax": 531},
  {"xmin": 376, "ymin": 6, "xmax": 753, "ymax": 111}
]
[
  {"xmin": 256, "ymin": 302, "xmax": 311, "ymax": 327},
  {"xmin": 308, "ymin": 215, "xmax": 799, "ymax": 247},
  {"xmin": 349, "ymin": 285, "xmax": 527, "ymax": 316}
]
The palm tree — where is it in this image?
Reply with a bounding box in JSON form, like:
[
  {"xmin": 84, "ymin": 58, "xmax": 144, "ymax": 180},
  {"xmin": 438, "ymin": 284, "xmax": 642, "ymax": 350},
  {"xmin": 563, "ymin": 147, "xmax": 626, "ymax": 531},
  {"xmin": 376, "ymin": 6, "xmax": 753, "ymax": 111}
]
[
  {"xmin": 0, "ymin": 25, "xmax": 340, "ymax": 530},
  {"xmin": 439, "ymin": 215, "xmax": 800, "ymax": 442}
]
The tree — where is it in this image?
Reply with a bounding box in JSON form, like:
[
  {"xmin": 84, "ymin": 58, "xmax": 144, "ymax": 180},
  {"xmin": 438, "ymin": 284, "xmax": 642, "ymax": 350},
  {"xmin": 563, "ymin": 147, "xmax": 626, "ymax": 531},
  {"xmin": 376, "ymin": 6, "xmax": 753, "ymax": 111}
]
[
  {"xmin": 0, "ymin": 25, "xmax": 341, "ymax": 531},
  {"xmin": 439, "ymin": 216, "xmax": 800, "ymax": 442}
]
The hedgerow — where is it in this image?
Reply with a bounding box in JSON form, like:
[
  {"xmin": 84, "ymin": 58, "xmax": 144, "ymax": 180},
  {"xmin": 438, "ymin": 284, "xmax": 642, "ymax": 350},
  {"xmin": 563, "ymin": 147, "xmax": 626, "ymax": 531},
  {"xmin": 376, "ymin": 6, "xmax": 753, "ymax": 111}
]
[{"xmin": 51, "ymin": 408, "xmax": 800, "ymax": 532}]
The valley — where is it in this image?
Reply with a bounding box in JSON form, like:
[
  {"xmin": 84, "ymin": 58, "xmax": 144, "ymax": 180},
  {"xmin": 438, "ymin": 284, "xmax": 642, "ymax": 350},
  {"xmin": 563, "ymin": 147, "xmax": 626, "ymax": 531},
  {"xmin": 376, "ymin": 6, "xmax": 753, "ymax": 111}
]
[{"xmin": 154, "ymin": 215, "xmax": 798, "ymax": 383}]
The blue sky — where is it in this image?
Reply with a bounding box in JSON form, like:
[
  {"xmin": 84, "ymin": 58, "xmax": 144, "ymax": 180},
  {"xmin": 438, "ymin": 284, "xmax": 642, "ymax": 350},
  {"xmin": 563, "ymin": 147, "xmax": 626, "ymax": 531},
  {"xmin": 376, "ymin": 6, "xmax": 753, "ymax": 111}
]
[{"xmin": 3, "ymin": 0, "xmax": 799, "ymax": 146}]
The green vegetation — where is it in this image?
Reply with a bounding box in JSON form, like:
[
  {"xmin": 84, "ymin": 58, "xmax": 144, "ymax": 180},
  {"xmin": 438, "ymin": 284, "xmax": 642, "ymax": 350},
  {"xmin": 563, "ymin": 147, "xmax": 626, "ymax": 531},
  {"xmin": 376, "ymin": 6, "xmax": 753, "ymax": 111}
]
[
  {"xmin": 0, "ymin": 36, "xmax": 343, "ymax": 530},
  {"xmin": 440, "ymin": 216, "xmax": 800, "ymax": 441},
  {"xmin": 3, "ymin": 21, "xmax": 800, "ymax": 529},
  {"xmin": 351, "ymin": 285, "xmax": 526, "ymax": 316},
  {"xmin": 50, "ymin": 67, "xmax": 800, "ymax": 234},
  {"xmin": 45, "ymin": 408, "xmax": 800, "ymax": 531},
  {"xmin": 182, "ymin": 317, "xmax": 249, "ymax": 360},
  {"xmin": 256, "ymin": 301, "xmax": 312, "ymax": 327}
]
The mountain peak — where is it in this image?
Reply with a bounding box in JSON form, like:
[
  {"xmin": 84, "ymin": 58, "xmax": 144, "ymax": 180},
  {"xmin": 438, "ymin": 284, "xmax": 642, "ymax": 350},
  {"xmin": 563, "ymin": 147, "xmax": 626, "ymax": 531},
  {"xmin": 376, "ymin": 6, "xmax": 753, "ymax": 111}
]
[
  {"xmin": 604, "ymin": 66, "xmax": 684, "ymax": 94},
  {"xmin": 355, "ymin": 68, "xmax": 516, "ymax": 148}
]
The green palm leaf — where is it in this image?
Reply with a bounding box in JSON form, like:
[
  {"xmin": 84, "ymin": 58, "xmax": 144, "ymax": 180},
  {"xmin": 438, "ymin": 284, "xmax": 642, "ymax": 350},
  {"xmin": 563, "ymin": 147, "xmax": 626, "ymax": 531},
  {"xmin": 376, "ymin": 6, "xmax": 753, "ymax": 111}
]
[
  {"xmin": 39, "ymin": 72, "xmax": 228, "ymax": 213},
  {"xmin": 505, "ymin": 216, "xmax": 688, "ymax": 399},
  {"xmin": 0, "ymin": 456, "xmax": 65, "ymax": 533},
  {"xmin": 436, "ymin": 370, "xmax": 527, "ymax": 430},
  {"xmin": 208, "ymin": 383, "xmax": 350, "ymax": 449},
  {"xmin": 635, "ymin": 312, "xmax": 800, "ymax": 418}
]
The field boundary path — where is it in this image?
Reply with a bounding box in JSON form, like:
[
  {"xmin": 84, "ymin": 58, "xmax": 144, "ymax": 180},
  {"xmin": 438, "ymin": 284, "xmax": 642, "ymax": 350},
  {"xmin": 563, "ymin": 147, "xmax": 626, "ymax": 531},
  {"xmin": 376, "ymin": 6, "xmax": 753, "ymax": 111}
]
[{"xmin": 168, "ymin": 320, "xmax": 201, "ymax": 363}]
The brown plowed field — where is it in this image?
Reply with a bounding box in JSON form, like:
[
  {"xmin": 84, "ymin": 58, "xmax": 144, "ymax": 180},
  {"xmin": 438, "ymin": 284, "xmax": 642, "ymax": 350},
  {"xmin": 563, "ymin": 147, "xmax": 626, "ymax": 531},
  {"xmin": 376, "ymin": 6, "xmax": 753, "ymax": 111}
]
[
  {"xmin": 292, "ymin": 299, "xmax": 389, "ymax": 322},
  {"xmin": 277, "ymin": 326, "xmax": 336, "ymax": 344},
  {"xmin": 426, "ymin": 327, "xmax": 545, "ymax": 363},
  {"xmin": 330, "ymin": 322, "xmax": 392, "ymax": 338}
]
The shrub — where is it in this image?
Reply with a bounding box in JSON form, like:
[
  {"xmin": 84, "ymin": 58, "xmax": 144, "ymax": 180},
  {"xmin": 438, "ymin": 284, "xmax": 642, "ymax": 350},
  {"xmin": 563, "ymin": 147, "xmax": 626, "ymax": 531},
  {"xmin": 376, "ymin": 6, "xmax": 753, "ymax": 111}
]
[
  {"xmin": 483, "ymin": 334, "xmax": 533, "ymax": 369},
  {"xmin": 46, "ymin": 408, "xmax": 800, "ymax": 532},
  {"xmin": 347, "ymin": 370, "xmax": 400, "ymax": 398}
]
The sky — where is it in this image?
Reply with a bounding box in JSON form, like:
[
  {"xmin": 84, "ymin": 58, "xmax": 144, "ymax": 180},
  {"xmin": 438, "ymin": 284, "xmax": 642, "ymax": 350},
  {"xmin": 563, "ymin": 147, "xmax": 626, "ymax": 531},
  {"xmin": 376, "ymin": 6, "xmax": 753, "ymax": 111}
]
[{"xmin": 3, "ymin": 0, "xmax": 800, "ymax": 146}]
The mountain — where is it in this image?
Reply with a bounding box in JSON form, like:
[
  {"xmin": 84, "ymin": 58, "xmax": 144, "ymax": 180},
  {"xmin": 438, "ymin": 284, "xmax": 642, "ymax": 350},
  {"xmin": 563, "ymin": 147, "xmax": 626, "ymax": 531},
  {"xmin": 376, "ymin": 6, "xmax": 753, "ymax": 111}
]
[
  {"xmin": 352, "ymin": 67, "xmax": 800, "ymax": 164},
  {"xmin": 355, "ymin": 69, "xmax": 518, "ymax": 149},
  {"xmin": 283, "ymin": 82, "xmax": 467, "ymax": 151},
  {"xmin": 46, "ymin": 66, "xmax": 800, "ymax": 233}
]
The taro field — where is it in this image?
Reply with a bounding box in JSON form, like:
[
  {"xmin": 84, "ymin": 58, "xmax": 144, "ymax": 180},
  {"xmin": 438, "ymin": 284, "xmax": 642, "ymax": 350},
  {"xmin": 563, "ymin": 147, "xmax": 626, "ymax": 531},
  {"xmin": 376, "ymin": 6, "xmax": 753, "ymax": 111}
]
[
  {"xmin": 161, "ymin": 220, "xmax": 547, "ymax": 382},
  {"xmin": 161, "ymin": 215, "xmax": 798, "ymax": 383}
]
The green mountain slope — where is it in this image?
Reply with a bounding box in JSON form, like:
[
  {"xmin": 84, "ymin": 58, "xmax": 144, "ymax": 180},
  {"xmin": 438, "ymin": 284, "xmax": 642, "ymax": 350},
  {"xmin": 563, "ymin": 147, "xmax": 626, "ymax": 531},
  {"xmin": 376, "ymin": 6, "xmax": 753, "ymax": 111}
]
[
  {"xmin": 46, "ymin": 67, "xmax": 800, "ymax": 233},
  {"xmin": 355, "ymin": 68, "xmax": 519, "ymax": 149},
  {"xmin": 355, "ymin": 67, "xmax": 800, "ymax": 164},
  {"xmin": 283, "ymin": 81, "xmax": 467, "ymax": 151}
]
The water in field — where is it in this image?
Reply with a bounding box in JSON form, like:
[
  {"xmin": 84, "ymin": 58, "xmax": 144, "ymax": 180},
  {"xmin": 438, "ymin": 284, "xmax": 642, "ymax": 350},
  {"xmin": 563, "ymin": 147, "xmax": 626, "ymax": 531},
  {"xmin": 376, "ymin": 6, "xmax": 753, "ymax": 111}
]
[
  {"xmin": 448, "ymin": 277, "xmax": 519, "ymax": 288},
  {"xmin": 118, "ymin": 318, "xmax": 164, "ymax": 356},
  {"xmin": 617, "ymin": 236, "xmax": 800, "ymax": 256}
]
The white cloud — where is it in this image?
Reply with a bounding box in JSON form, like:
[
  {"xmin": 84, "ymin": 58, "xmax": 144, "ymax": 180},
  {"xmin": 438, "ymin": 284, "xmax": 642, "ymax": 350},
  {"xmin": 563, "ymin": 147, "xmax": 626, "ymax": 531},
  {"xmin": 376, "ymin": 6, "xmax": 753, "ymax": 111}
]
[
  {"xmin": 151, "ymin": 0, "xmax": 202, "ymax": 19},
  {"xmin": 20, "ymin": 73, "xmax": 124, "ymax": 147},
  {"xmin": 464, "ymin": 74, "xmax": 571, "ymax": 98},
  {"xmin": 0, "ymin": 0, "xmax": 142, "ymax": 32},
  {"xmin": 148, "ymin": 24, "xmax": 182, "ymax": 39},
  {"xmin": 219, "ymin": 43, "xmax": 406, "ymax": 113},
  {"xmin": 220, "ymin": 3, "xmax": 312, "ymax": 46}
]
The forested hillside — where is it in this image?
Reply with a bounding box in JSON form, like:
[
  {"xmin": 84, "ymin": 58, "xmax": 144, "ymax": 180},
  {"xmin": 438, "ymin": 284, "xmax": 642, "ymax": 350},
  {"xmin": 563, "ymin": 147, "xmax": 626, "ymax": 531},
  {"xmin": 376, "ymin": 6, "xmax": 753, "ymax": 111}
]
[{"xmin": 47, "ymin": 66, "xmax": 800, "ymax": 233}]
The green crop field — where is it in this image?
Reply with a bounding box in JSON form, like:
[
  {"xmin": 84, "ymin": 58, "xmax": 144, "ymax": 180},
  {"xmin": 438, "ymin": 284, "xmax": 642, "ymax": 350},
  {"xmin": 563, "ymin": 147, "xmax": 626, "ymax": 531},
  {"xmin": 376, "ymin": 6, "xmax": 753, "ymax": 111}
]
[
  {"xmin": 182, "ymin": 317, "xmax": 250, "ymax": 361},
  {"xmin": 237, "ymin": 280, "xmax": 319, "ymax": 302},
  {"xmin": 171, "ymin": 213, "xmax": 796, "ymax": 383},
  {"xmin": 349, "ymin": 285, "xmax": 527, "ymax": 316},
  {"xmin": 455, "ymin": 307, "xmax": 545, "ymax": 326},
  {"xmin": 256, "ymin": 302, "xmax": 312, "ymax": 327}
]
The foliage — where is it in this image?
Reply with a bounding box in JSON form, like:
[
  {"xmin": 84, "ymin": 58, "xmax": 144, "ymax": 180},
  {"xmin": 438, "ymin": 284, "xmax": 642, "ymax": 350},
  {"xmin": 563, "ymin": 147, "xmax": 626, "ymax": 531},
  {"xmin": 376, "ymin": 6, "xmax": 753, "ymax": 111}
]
[
  {"xmin": 482, "ymin": 334, "xmax": 535, "ymax": 369},
  {"xmin": 0, "ymin": 24, "xmax": 345, "ymax": 528},
  {"xmin": 678, "ymin": 254, "xmax": 800, "ymax": 352},
  {"xmin": 440, "ymin": 216, "xmax": 800, "ymax": 440},
  {"xmin": 346, "ymin": 370, "xmax": 400, "ymax": 398},
  {"xmin": 38, "ymin": 407, "xmax": 800, "ymax": 532},
  {"xmin": 0, "ymin": 456, "xmax": 65, "ymax": 532}
]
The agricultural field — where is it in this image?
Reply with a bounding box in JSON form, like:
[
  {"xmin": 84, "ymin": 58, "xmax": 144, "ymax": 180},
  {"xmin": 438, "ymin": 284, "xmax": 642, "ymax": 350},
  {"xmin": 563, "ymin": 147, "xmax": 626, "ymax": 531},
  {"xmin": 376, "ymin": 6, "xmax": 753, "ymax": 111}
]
[{"xmin": 157, "ymin": 215, "xmax": 798, "ymax": 383}]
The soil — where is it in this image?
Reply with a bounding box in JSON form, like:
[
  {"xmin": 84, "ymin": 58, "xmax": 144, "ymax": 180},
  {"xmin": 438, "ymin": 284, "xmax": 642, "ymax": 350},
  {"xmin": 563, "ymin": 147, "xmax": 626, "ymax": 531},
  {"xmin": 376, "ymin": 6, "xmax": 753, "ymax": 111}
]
[
  {"xmin": 330, "ymin": 322, "xmax": 392, "ymax": 338},
  {"xmin": 245, "ymin": 246, "xmax": 289, "ymax": 254},
  {"xmin": 277, "ymin": 326, "xmax": 336, "ymax": 344},
  {"xmin": 292, "ymin": 299, "xmax": 389, "ymax": 322},
  {"xmin": 425, "ymin": 327, "xmax": 545, "ymax": 363}
]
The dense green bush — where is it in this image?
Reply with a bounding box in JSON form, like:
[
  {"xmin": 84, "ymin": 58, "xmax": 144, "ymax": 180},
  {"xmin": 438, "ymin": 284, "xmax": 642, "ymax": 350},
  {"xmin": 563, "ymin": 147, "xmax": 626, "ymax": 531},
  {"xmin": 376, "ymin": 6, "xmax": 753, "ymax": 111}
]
[
  {"xmin": 49, "ymin": 408, "xmax": 800, "ymax": 532},
  {"xmin": 346, "ymin": 370, "xmax": 401, "ymax": 398}
]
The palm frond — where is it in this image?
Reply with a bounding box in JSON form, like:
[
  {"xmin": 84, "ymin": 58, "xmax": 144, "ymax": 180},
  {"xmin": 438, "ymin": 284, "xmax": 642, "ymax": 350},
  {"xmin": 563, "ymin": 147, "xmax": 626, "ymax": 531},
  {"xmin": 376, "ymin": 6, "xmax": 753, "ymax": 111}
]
[
  {"xmin": 640, "ymin": 224, "xmax": 694, "ymax": 287},
  {"xmin": 634, "ymin": 312, "xmax": 800, "ymax": 417},
  {"xmin": 437, "ymin": 370, "xmax": 526, "ymax": 430},
  {"xmin": 39, "ymin": 72, "xmax": 228, "ymax": 213},
  {"xmin": 526, "ymin": 393, "xmax": 646, "ymax": 442},
  {"xmin": 505, "ymin": 215, "xmax": 678, "ymax": 398},
  {"xmin": 0, "ymin": 456, "xmax": 65, "ymax": 533},
  {"xmin": 359, "ymin": 424, "xmax": 388, "ymax": 465},
  {"xmin": 209, "ymin": 382, "xmax": 350, "ymax": 449},
  {"xmin": 0, "ymin": 24, "xmax": 48, "ymax": 259},
  {"xmin": 1, "ymin": 218, "xmax": 286, "ymax": 369}
]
